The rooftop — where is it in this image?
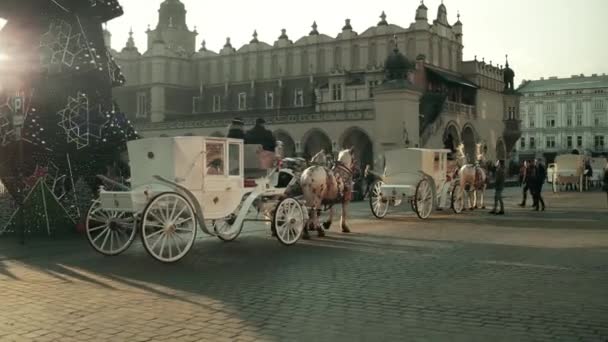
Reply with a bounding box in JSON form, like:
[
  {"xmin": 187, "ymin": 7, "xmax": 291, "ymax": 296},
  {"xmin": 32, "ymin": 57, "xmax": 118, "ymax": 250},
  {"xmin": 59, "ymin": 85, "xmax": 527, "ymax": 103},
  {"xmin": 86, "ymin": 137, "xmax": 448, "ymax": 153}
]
[{"xmin": 518, "ymin": 74, "xmax": 608, "ymax": 93}]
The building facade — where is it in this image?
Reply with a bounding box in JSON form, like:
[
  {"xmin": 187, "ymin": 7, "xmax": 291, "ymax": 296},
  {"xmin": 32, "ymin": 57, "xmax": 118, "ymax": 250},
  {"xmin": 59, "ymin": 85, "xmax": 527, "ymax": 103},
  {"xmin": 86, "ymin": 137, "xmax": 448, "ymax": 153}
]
[
  {"xmin": 517, "ymin": 74, "xmax": 608, "ymax": 162},
  {"xmin": 107, "ymin": 0, "xmax": 521, "ymax": 168}
]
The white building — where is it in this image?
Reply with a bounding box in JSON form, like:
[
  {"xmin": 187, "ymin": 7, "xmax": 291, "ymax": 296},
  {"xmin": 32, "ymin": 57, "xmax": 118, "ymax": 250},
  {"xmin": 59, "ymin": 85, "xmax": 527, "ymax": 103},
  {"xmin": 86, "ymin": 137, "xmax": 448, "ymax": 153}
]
[{"xmin": 517, "ymin": 74, "xmax": 608, "ymax": 162}]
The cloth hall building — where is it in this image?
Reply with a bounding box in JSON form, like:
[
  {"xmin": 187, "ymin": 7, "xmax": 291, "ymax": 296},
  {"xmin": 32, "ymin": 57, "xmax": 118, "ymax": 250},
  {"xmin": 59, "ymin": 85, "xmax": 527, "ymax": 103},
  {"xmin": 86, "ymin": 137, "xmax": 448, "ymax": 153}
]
[{"xmin": 107, "ymin": 0, "xmax": 521, "ymax": 168}]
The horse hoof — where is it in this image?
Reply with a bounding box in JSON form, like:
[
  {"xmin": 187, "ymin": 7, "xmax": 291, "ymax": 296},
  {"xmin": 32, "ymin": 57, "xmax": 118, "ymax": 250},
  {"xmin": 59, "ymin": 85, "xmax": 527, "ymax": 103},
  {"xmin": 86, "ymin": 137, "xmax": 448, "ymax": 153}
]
[
  {"xmin": 317, "ymin": 228, "xmax": 325, "ymax": 237},
  {"xmin": 342, "ymin": 226, "xmax": 351, "ymax": 233},
  {"xmin": 322, "ymin": 221, "xmax": 332, "ymax": 230}
]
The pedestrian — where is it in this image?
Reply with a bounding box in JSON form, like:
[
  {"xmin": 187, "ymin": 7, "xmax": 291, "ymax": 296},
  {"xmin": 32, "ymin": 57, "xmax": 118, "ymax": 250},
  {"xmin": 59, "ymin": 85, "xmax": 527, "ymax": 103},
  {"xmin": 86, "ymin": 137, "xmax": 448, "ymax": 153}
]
[
  {"xmin": 532, "ymin": 158, "xmax": 546, "ymax": 211},
  {"xmin": 584, "ymin": 161, "xmax": 593, "ymax": 190},
  {"xmin": 244, "ymin": 118, "xmax": 276, "ymax": 152},
  {"xmin": 490, "ymin": 160, "xmax": 505, "ymax": 215},
  {"xmin": 518, "ymin": 160, "xmax": 530, "ymax": 207},
  {"xmin": 226, "ymin": 117, "xmax": 245, "ymax": 139},
  {"xmin": 603, "ymin": 164, "xmax": 608, "ymax": 207}
]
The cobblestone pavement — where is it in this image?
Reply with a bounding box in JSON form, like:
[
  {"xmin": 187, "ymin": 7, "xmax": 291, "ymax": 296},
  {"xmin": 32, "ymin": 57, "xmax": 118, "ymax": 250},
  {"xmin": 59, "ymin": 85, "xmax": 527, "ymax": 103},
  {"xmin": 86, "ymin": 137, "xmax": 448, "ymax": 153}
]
[{"xmin": 1, "ymin": 187, "xmax": 608, "ymax": 341}]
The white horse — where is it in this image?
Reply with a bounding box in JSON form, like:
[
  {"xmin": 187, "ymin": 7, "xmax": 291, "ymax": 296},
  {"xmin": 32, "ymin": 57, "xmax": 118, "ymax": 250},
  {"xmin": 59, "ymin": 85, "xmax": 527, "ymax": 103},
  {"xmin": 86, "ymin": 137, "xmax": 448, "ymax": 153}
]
[
  {"xmin": 455, "ymin": 143, "xmax": 488, "ymax": 210},
  {"xmin": 301, "ymin": 148, "xmax": 355, "ymax": 238}
]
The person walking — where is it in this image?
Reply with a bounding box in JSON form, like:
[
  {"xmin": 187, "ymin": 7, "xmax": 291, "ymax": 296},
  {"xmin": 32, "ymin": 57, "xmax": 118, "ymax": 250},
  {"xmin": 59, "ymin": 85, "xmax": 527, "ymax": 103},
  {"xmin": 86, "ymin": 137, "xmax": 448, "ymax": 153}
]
[
  {"xmin": 518, "ymin": 160, "xmax": 530, "ymax": 207},
  {"xmin": 490, "ymin": 160, "xmax": 505, "ymax": 215},
  {"xmin": 603, "ymin": 164, "xmax": 608, "ymax": 207},
  {"xmin": 532, "ymin": 159, "xmax": 546, "ymax": 211},
  {"xmin": 226, "ymin": 117, "xmax": 245, "ymax": 139}
]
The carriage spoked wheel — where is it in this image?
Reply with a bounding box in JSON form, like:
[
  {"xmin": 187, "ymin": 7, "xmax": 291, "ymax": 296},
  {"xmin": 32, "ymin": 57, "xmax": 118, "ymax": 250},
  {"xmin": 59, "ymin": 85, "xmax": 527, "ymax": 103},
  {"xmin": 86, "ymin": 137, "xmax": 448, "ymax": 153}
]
[
  {"xmin": 414, "ymin": 178, "xmax": 433, "ymax": 220},
  {"xmin": 141, "ymin": 192, "xmax": 197, "ymax": 263},
  {"xmin": 369, "ymin": 181, "xmax": 389, "ymax": 219},
  {"xmin": 451, "ymin": 182, "xmax": 465, "ymax": 214},
  {"xmin": 273, "ymin": 197, "xmax": 305, "ymax": 246},
  {"xmin": 212, "ymin": 212, "xmax": 243, "ymax": 242},
  {"xmin": 86, "ymin": 200, "xmax": 138, "ymax": 256}
]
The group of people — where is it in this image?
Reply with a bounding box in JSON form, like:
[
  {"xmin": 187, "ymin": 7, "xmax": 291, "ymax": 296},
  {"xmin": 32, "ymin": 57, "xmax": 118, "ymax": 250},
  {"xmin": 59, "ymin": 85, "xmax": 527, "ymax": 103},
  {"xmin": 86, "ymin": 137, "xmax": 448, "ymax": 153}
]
[
  {"xmin": 518, "ymin": 159, "xmax": 547, "ymax": 211},
  {"xmin": 226, "ymin": 117, "xmax": 276, "ymax": 152}
]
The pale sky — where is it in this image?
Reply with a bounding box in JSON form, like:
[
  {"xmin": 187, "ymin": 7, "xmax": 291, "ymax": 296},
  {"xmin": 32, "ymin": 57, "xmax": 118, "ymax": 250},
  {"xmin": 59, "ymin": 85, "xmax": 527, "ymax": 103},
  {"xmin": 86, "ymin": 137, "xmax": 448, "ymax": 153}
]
[{"xmin": 1, "ymin": 0, "xmax": 607, "ymax": 82}]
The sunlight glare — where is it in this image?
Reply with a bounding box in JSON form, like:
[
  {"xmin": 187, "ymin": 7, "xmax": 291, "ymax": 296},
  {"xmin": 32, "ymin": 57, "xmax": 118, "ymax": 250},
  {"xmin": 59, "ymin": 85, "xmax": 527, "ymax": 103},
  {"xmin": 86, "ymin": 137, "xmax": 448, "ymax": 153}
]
[{"xmin": 0, "ymin": 18, "xmax": 6, "ymax": 31}]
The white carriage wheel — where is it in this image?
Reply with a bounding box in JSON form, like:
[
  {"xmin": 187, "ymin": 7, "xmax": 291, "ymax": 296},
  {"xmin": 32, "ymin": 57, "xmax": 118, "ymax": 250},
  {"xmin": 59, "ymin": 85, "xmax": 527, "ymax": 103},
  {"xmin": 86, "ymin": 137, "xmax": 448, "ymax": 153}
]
[
  {"xmin": 451, "ymin": 182, "xmax": 465, "ymax": 214},
  {"xmin": 85, "ymin": 200, "xmax": 137, "ymax": 256},
  {"xmin": 369, "ymin": 181, "xmax": 389, "ymax": 219},
  {"xmin": 213, "ymin": 213, "xmax": 243, "ymax": 242},
  {"xmin": 414, "ymin": 178, "xmax": 433, "ymax": 219},
  {"xmin": 273, "ymin": 197, "xmax": 305, "ymax": 246},
  {"xmin": 141, "ymin": 192, "xmax": 197, "ymax": 263}
]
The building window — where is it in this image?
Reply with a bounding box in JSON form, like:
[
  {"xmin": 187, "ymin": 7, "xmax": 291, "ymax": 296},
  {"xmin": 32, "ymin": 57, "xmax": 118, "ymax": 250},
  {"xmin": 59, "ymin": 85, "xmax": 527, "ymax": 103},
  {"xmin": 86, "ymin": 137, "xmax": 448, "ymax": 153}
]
[
  {"xmin": 566, "ymin": 115, "xmax": 573, "ymax": 127},
  {"xmin": 594, "ymin": 115, "xmax": 605, "ymax": 126},
  {"xmin": 238, "ymin": 92, "xmax": 247, "ymax": 110},
  {"xmin": 594, "ymin": 89, "xmax": 605, "ymax": 94},
  {"xmin": 545, "ymin": 136, "xmax": 556, "ymax": 148},
  {"xmin": 543, "ymin": 102, "xmax": 556, "ymax": 114},
  {"xmin": 331, "ymin": 83, "xmax": 343, "ymax": 101},
  {"xmin": 368, "ymin": 80, "xmax": 379, "ymax": 98},
  {"xmin": 576, "ymin": 114, "xmax": 583, "ymax": 126},
  {"xmin": 507, "ymin": 107, "xmax": 516, "ymax": 120},
  {"xmin": 520, "ymin": 139, "xmax": 525, "ymax": 149},
  {"xmin": 136, "ymin": 92, "xmax": 148, "ymax": 118},
  {"xmin": 530, "ymin": 137, "xmax": 535, "ymax": 149},
  {"xmin": 593, "ymin": 99, "xmax": 605, "ymax": 110},
  {"xmin": 545, "ymin": 116, "xmax": 556, "ymax": 128},
  {"xmin": 528, "ymin": 105, "xmax": 535, "ymax": 115},
  {"xmin": 576, "ymin": 90, "xmax": 583, "ymax": 95},
  {"xmin": 294, "ymin": 89, "xmax": 304, "ymax": 107},
  {"xmin": 567, "ymin": 136, "xmax": 573, "ymax": 148},
  {"xmin": 529, "ymin": 117, "xmax": 535, "ymax": 128},
  {"xmin": 565, "ymin": 102, "xmax": 573, "ymax": 114},
  {"xmin": 213, "ymin": 95, "xmax": 221, "ymax": 112},
  {"xmin": 577, "ymin": 136, "xmax": 583, "ymax": 147},
  {"xmin": 595, "ymin": 136, "xmax": 605, "ymax": 149},
  {"xmin": 192, "ymin": 96, "xmax": 203, "ymax": 113},
  {"xmin": 265, "ymin": 91, "xmax": 274, "ymax": 109},
  {"xmin": 575, "ymin": 100, "xmax": 583, "ymax": 112}
]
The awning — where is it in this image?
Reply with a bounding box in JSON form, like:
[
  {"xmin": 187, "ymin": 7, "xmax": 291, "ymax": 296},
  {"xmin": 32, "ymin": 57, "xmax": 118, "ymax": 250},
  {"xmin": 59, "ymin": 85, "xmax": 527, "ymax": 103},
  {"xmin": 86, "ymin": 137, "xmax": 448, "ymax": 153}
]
[{"xmin": 426, "ymin": 66, "xmax": 479, "ymax": 89}]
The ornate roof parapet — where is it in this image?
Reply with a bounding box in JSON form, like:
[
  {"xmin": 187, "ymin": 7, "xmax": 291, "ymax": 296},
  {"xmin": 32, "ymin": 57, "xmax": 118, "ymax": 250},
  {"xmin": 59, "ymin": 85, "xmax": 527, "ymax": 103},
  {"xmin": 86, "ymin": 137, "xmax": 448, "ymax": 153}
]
[
  {"xmin": 338, "ymin": 19, "xmax": 357, "ymax": 39},
  {"xmin": 309, "ymin": 21, "xmax": 319, "ymax": 36},
  {"xmin": 250, "ymin": 30, "xmax": 259, "ymax": 44}
]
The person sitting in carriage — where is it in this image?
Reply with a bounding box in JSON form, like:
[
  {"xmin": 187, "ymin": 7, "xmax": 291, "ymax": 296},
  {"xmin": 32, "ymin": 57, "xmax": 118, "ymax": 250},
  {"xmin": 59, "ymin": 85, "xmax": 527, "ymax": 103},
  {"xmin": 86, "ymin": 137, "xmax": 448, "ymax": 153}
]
[
  {"xmin": 244, "ymin": 118, "xmax": 276, "ymax": 152},
  {"xmin": 226, "ymin": 117, "xmax": 245, "ymax": 139}
]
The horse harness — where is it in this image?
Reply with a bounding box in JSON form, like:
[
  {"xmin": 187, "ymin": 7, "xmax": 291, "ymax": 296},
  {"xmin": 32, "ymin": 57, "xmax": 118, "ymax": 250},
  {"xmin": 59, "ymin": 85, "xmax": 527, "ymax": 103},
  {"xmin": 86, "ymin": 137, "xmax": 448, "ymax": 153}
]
[{"xmin": 323, "ymin": 161, "xmax": 353, "ymax": 206}]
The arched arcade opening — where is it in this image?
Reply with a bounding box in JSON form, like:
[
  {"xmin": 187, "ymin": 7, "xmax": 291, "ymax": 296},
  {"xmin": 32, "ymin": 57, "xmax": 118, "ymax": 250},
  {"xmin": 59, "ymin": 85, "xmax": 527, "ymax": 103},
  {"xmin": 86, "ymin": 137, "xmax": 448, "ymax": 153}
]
[
  {"xmin": 462, "ymin": 125, "xmax": 477, "ymax": 163},
  {"xmin": 302, "ymin": 129, "xmax": 332, "ymax": 160},
  {"xmin": 274, "ymin": 130, "xmax": 296, "ymax": 157},
  {"xmin": 339, "ymin": 127, "xmax": 374, "ymax": 171}
]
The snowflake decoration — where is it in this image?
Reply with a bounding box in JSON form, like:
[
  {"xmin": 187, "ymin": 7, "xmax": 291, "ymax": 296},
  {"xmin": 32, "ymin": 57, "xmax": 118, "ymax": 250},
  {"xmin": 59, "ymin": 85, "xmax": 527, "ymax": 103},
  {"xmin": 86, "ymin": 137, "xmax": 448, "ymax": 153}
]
[
  {"xmin": 39, "ymin": 19, "xmax": 98, "ymax": 74},
  {"xmin": 57, "ymin": 92, "xmax": 101, "ymax": 149}
]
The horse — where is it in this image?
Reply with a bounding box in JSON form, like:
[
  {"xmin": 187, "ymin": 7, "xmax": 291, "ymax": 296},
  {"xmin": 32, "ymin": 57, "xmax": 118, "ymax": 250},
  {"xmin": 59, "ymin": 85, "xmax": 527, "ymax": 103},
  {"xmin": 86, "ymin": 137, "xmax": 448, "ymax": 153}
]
[
  {"xmin": 455, "ymin": 143, "xmax": 488, "ymax": 210},
  {"xmin": 301, "ymin": 148, "xmax": 355, "ymax": 239}
]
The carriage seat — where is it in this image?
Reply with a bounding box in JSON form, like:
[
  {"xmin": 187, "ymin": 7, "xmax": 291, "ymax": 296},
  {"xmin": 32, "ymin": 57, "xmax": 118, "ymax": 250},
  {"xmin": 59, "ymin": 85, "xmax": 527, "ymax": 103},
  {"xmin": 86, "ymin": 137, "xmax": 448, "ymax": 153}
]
[{"xmin": 244, "ymin": 144, "xmax": 275, "ymax": 179}]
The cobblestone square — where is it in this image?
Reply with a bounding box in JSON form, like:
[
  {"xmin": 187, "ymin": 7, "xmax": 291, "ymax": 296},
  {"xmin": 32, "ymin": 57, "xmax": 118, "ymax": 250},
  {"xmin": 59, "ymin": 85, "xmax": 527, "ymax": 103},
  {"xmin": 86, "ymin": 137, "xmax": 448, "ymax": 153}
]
[{"xmin": 1, "ymin": 187, "xmax": 608, "ymax": 341}]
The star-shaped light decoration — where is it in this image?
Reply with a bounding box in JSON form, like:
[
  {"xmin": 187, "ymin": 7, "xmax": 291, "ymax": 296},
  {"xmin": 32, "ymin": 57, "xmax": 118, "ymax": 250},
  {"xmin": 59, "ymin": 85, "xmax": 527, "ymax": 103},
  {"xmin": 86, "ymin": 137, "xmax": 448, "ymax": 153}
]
[
  {"xmin": 57, "ymin": 92, "xmax": 101, "ymax": 149},
  {"xmin": 39, "ymin": 19, "xmax": 99, "ymax": 74}
]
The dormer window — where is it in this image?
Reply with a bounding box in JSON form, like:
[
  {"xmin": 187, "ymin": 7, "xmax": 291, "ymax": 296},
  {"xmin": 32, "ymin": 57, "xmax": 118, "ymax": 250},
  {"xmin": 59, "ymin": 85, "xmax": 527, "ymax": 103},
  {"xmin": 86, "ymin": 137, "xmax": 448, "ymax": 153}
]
[
  {"xmin": 265, "ymin": 91, "xmax": 274, "ymax": 109},
  {"xmin": 213, "ymin": 95, "xmax": 221, "ymax": 112},
  {"xmin": 294, "ymin": 89, "xmax": 304, "ymax": 107},
  {"xmin": 331, "ymin": 83, "xmax": 343, "ymax": 101},
  {"xmin": 238, "ymin": 92, "xmax": 247, "ymax": 110}
]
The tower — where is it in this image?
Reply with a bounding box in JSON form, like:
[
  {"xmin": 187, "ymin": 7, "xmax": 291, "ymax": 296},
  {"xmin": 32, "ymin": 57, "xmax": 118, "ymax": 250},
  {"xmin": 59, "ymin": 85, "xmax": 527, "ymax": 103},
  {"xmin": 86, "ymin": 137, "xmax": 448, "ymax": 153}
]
[{"xmin": 146, "ymin": 0, "xmax": 197, "ymax": 54}]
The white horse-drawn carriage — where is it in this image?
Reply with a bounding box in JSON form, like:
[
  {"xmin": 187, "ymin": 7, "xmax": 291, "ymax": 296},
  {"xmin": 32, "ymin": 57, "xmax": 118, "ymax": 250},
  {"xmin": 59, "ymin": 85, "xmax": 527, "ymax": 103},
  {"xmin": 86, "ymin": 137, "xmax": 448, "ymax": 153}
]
[
  {"xmin": 368, "ymin": 148, "xmax": 461, "ymax": 219},
  {"xmin": 549, "ymin": 154, "xmax": 586, "ymax": 192},
  {"xmin": 85, "ymin": 136, "xmax": 307, "ymax": 263}
]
